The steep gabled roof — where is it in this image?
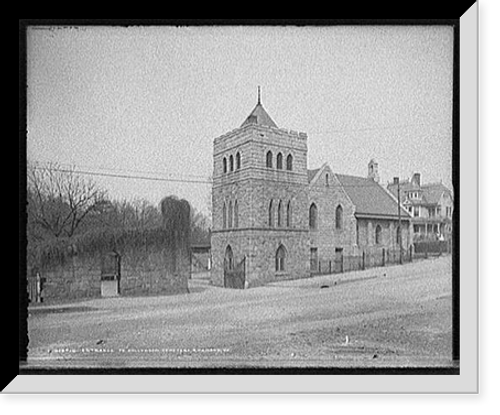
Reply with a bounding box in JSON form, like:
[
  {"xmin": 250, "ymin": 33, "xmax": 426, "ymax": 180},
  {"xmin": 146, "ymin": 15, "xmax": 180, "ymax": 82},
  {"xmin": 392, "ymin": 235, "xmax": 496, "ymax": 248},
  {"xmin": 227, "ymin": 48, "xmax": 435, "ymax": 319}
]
[
  {"xmin": 387, "ymin": 179, "xmax": 420, "ymax": 195},
  {"xmin": 241, "ymin": 102, "xmax": 278, "ymax": 128},
  {"xmin": 420, "ymin": 182, "xmax": 453, "ymax": 204},
  {"xmin": 307, "ymin": 168, "xmax": 320, "ymax": 183},
  {"xmin": 387, "ymin": 180, "xmax": 453, "ymax": 206},
  {"xmin": 335, "ymin": 174, "xmax": 411, "ymax": 219}
]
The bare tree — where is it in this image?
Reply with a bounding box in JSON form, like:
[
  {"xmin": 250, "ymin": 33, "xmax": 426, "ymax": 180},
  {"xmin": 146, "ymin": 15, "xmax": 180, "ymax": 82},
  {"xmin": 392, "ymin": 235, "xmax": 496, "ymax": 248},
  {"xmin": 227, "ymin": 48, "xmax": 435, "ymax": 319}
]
[{"xmin": 27, "ymin": 162, "xmax": 107, "ymax": 239}]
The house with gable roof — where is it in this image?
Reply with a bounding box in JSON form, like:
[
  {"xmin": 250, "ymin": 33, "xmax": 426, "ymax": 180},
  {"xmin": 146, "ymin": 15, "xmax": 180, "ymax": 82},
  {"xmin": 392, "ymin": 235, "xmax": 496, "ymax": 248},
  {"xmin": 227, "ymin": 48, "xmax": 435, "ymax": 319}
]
[{"xmin": 387, "ymin": 173, "xmax": 453, "ymax": 242}]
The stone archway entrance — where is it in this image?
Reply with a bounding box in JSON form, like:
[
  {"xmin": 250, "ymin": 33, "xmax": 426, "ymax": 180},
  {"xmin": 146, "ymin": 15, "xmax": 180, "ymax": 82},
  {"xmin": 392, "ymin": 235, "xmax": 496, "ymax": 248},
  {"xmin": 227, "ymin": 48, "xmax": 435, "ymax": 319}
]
[{"xmin": 223, "ymin": 245, "xmax": 245, "ymax": 289}]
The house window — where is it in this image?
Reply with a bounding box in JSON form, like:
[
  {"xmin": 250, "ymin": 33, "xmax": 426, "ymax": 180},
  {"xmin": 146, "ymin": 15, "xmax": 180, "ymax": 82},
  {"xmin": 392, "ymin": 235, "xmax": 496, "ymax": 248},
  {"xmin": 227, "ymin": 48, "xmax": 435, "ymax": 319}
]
[
  {"xmin": 413, "ymin": 206, "xmax": 420, "ymax": 217},
  {"xmin": 277, "ymin": 153, "xmax": 283, "ymax": 170},
  {"xmin": 326, "ymin": 173, "xmax": 330, "ymax": 187},
  {"xmin": 236, "ymin": 152, "xmax": 241, "ymax": 170},
  {"xmin": 234, "ymin": 200, "xmax": 238, "ymax": 228},
  {"xmin": 266, "ymin": 151, "xmax": 273, "ymax": 168},
  {"xmin": 229, "ymin": 155, "xmax": 234, "ymax": 172},
  {"xmin": 335, "ymin": 205, "xmax": 343, "ymax": 230},
  {"xmin": 309, "ymin": 203, "xmax": 318, "ymax": 230},
  {"xmin": 396, "ymin": 225, "xmax": 401, "ymax": 245},
  {"xmin": 286, "ymin": 154, "xmax": 293, "ymax": 171},
  {"xmin": 223, "ymin": 157, "xmax": 227, "ymax": 174},
  {"xmin": 277, "ymin": 200, "xmax": 282, "ymax": 227},
  {"xmin": 286, "ymin": 201, "xmax": 291, "ymax": 227},
  {"xmin": 375, "ymin": 224, "xmax": 382, "ymax": 245},
  {"xmin": 276, "ymin": 245, "xmax": 286, "ymax": 272},
  {"xmin": 268, "ymin": 200, "xmax": 274, "ymax": 227},
  {"xmin": 228, "ymin": 201, "xmax": 233, "ymax": 228},
  {"xmin": 222, "ymin": 202, "xmax": 227, "ymax": 229}
]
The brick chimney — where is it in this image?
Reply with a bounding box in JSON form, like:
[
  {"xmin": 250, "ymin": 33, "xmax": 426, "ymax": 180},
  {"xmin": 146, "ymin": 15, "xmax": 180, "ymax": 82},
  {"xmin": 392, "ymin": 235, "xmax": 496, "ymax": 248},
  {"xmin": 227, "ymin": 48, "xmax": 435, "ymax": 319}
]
[{"xmin": 411, "ymin": 172, "xmax": 421, "ymax": 187}]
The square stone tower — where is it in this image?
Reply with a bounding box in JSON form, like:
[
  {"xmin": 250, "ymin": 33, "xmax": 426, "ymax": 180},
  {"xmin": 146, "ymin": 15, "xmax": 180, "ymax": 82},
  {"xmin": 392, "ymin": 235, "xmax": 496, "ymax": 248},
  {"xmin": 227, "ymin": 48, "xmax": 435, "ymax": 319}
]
[{"xmin": 211, "ymin": 93, "xmax": 310, "ymax": 288}]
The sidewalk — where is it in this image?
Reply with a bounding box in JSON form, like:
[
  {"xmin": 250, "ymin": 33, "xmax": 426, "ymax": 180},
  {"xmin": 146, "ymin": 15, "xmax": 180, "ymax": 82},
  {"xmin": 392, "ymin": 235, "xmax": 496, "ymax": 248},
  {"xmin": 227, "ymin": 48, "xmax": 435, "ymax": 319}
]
[{"xmin": 266, "ymin": 256, "xmax": 449, "ymax": 290}]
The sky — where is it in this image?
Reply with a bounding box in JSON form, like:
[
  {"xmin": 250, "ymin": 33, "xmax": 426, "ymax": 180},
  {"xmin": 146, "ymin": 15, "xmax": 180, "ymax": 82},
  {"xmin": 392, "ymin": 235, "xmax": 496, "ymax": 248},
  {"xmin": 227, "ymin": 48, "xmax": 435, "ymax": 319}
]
[{"xmin": 26, "ymin": 25, "xmax": 454, "ymax": 216}]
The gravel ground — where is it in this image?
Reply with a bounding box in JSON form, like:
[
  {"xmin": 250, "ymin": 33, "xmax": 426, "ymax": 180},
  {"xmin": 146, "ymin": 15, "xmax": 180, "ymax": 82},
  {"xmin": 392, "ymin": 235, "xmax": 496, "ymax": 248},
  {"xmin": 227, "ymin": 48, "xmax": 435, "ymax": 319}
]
[{"xmin": 26, "ymin": 256, "xmax": 453, "ymax": 368}]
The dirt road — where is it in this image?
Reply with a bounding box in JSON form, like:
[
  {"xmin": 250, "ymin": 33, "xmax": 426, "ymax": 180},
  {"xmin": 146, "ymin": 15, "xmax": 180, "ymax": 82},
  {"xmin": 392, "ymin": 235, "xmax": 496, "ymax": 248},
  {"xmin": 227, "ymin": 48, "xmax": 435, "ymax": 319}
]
[{"xmin": 27, "ymin": 256, "xmax": 453, "ymax": 368}]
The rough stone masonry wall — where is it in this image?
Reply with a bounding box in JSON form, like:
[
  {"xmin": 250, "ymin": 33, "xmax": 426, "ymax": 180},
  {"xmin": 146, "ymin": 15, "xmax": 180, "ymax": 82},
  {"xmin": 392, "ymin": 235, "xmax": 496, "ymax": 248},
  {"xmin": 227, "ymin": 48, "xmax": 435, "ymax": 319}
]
[
  {"xmin": 38, "ymin": 245, "xmax": 189, "ymax": 303},
  {"xmin": 211, "ymin": 124, "xmax": 310, "ymax": 288},
  {"xmin": 309, "ymin": 166, "xmax": 358, "ymax": 260}
]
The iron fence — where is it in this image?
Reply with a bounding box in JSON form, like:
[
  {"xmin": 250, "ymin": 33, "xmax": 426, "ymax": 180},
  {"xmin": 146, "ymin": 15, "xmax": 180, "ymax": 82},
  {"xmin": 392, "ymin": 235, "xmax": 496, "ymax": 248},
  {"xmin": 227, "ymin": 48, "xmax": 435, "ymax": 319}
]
[
  {"xmin": 413, "ymin": 240, "xmax": 451, "ymax": 257},
  {"xmin": 310, "ymin": 247, "xmax": 420, "ymax": 276}
]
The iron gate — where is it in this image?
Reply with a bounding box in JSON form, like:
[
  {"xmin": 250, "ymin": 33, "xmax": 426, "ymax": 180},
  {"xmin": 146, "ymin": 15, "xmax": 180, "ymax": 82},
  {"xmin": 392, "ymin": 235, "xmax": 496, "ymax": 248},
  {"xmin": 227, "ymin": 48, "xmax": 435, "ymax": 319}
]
[{"xmin": 224, "ymin": 256, "xmax": 246, "ymax": 289}]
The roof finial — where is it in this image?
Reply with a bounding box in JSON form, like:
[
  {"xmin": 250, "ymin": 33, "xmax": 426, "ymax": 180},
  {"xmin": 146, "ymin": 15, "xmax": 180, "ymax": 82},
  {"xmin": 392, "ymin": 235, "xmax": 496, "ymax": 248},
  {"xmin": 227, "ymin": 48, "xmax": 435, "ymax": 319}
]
[{"xmin": 257, "ymin": 85, "xmax": 261, "ymax": 105}]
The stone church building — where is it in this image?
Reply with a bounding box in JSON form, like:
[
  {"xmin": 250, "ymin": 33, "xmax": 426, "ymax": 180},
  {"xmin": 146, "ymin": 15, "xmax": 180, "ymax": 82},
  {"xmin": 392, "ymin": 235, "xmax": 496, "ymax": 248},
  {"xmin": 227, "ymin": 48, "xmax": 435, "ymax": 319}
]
[{"xmin": 211, "ymin": 95, "xmax": 412, "ymax": 289}]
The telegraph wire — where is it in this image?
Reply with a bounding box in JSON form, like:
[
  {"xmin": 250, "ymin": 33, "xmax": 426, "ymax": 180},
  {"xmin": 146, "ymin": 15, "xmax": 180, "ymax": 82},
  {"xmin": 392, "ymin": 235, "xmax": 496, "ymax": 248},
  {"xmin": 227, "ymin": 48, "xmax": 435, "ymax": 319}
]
[
  {"xmin": 31, "ymin": 165, "xmax": 212, "ymax": 185},
  {"xmin": 30, "ymin": 164, "xmax": 402, "ymax": 189},
  {"xmin": 30, "ymin": 161, "xmax": 212, "ymax": 181},
  {"xmin": 306, "ymin": 120, "xmax": 451, "ymax": 135}
]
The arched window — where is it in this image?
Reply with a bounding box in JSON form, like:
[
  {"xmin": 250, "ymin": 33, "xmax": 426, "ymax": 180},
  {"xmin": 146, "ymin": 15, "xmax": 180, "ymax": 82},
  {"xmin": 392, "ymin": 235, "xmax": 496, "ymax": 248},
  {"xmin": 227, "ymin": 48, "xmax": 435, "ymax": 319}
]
[
  {"xmin": 268, "ymin": 200, "xmax": 274, "ymax": 227},
  {"xmin": 276, "ymin": 245, "xmax": 286, "ymax": 272},
  {"xmin": 266, "ymin": 151, "xmax": 273, "ymax": 168},
  {"xmin": 223, "ymin": 157, "xmax": 227, "ymax": 174},
  {"xmin": 335, "ymin": 205, "xmax": 343, "ymax": 230},
  {"xmin": 277, "ymin": 153, "xmax": 283, "ymax": 170},
  {"xmin": 286, "ymin": 154, "xmax": 293, "ymax": 171},
  {"xmin": 225, "ymin": 245, "xmax": 234, "ymax": 270},
  {"xmin": 277, "ymin": 200, "xmax": 282, "ymax": 227},
  {"xmin": 236, "ymin": 152, "xmax": 241, "ymax": 170},
  {"xmin": 234, "ymin": 200, "xmax": 238, "ymax": 228},
  {"xmin": 396, "ymin": 225, "xmax": 401, "ymax": 245},
  {"xmin": 375, "ymin": 224, "xmax": 382, "ymax": 245},
  {"xmin": 309, "ymin": 203, "xmax": 318, "ymax": 229},
  {"xmin": 229, "ymin": 155, "xmax": 234, "ymax": 172},
  {"xmin": 286, "ymin": 201, "xmax": 291, "ymax": 228},
  {"xmin": 326, "ymin": 173, "xmax": 329, "ymax": 187},
  {"xmin": 222, "ymin": 202, "xmax": 227, "ymax": 229},
  {"xmin": 228, "ymin": 201, "xmax": 233, "ymax": 228}
]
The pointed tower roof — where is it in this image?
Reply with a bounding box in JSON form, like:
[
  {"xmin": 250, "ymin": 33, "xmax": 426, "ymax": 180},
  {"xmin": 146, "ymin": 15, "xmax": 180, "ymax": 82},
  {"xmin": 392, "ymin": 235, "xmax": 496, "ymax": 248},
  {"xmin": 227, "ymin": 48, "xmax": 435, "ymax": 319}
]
[{"xmin": 241, "ymin": 87, "xmax": 278, "ymax": 128}]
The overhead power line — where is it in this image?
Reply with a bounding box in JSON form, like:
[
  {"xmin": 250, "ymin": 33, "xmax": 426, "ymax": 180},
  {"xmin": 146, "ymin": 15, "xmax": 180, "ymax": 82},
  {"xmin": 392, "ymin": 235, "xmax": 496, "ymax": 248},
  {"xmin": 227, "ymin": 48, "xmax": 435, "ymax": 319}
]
[
  {"xmin": 307, "ymin": 120, "xmax": 451, "ymax": 135},
  {"xmin": 30, "ymin": 164, "xmax": 400, "ymax": 189},
  {"xmin": 31, "ymin": 166, "xmax": 212, "ymax": 185},
  {"xmin": 32, "ymin": 161, "xmax": 210, "ymax": 180}
]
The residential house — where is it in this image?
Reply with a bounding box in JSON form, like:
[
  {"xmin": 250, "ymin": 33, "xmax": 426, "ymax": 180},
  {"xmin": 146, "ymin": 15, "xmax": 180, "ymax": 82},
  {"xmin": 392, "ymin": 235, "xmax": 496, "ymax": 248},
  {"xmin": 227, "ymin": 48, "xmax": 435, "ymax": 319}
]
[{"xmin": 387, "ymin": 173, "xmax": 453, "ymax": 241}]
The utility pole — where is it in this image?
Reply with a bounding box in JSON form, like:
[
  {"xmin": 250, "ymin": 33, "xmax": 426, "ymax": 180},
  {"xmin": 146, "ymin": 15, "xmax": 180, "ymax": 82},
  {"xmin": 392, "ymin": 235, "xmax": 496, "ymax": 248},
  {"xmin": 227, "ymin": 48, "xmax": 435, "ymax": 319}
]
[{"xmin": 394, "ymin": 177, "xmax": 403, "ymax": 264}]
